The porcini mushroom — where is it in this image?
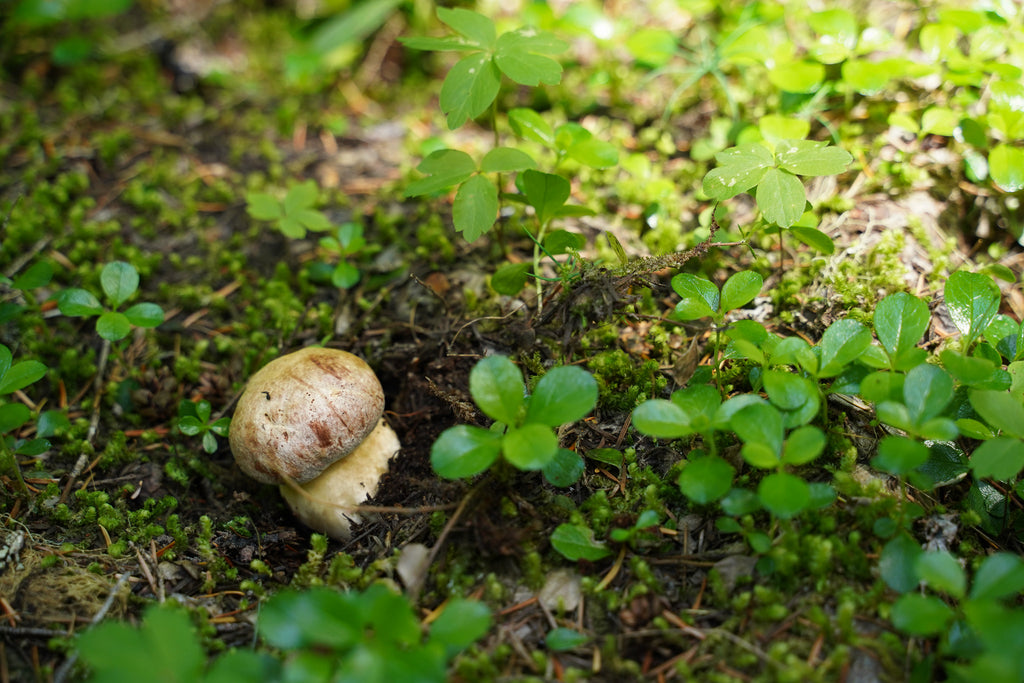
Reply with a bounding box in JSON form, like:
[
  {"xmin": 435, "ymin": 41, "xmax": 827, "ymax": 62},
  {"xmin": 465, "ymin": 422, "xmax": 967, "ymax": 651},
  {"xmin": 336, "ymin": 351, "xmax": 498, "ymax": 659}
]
[{"xmin": 229, "ymin": 347, "xmax": 400, "ymax": 539}]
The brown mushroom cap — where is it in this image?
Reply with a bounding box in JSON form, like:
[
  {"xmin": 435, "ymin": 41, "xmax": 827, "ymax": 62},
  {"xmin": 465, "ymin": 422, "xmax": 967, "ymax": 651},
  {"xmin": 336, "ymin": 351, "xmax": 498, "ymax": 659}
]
[{"xmin": 229, "ymin": 347, "xmax": 385, "ymax": 485}]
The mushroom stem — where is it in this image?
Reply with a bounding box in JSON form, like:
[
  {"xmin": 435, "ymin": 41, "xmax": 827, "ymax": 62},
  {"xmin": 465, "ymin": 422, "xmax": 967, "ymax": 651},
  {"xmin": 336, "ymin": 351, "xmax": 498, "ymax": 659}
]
[{"xmin": 279, "ymin": 418, "xmax": 401, "ymax": 539}]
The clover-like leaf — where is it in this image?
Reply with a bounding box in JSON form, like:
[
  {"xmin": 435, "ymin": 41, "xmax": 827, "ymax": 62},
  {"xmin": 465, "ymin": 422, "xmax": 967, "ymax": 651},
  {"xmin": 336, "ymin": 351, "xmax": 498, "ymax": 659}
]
[
  {"xmin": 516, "ymin": 169, "xmax": 570, "ymax": 225},
  {"xmin": 479, "ymin": 147, "xmax": 537, "ymax": 173},
  {"xmin": 503, "ymin": 423, "xmax": 558, "ymax": 470},
  {"xmin": 702, "ymin": 143, "xmax": 773, "ymax": 200},
  {"xmin": 453, "ymin": 174, "xmax": 498, "ymax": 242},
  {"xmin": 774, "ymin": 140, "xmax": 853, "ymax": 176},
  {"xmin": 494, "ymin": 29, "xmax": 567, "ymax": 87},
  {"xmin": 509, "ymin": 108, "xmax": 555, "ymax": 146},
  {"xmin": 435, "ymin": 7, "xmax": 496, "ymax": 48},
  {"xmin": 671, "ymin": 273, "xmax": 719, "ymax": 320},
  {"xmin": 125, "ymin": 303, "xmax": 164, "ymax": 329},
  {"xmin": 440, "ymin": 53, "xmax": 501, "ymax": 129},
  {"xmin": 758, "ymin": 472, "xmax": 811, "ymax": 519},
  {"xmin": 678, "ymin": 455, "xmax": 734, "ymax": 504},
  {"xmin": 405, "ymin": 149, "xmax": 477, "ymax": 196},
  {"xmin": 632, "ymin": 399, "xmax": 691, "ymax": 439},
  {"xmin": 756, "ymin": 167, "xmax": 806, "ymax": 227}
]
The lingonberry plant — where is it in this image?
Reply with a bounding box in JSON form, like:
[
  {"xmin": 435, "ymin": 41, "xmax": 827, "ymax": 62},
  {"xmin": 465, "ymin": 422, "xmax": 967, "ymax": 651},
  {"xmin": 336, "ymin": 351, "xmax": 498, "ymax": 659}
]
[
  {"xmin": 430, "ymin": 355, "xmax": 597, "ymax": 486},
  {"xmin": 57, "ymin": 261, "xmax": 164, "ymax": 341}
]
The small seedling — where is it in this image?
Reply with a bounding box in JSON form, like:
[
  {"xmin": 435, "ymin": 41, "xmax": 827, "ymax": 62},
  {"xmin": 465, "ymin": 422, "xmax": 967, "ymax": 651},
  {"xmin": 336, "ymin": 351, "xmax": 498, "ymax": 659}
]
[
  {"xmin": 702, "ymin": 138, "xmax": 852, "ymax": 251},
  {"xmin": 57, "ymin": 261, "xmax": 164, "ymax": 341},
  {"xmin": 0, "ymin": 343, "xmax": 48, "ymax": 494},
  {"xmin": 177, "ymin": 400, "xmax": 230, "ymax": 454},
  {"xmin": 310, "ymin": 222, "xmax": 367, "ymax": 289},
  {"xmin": 246, "ymin": 180, "xmax": 332, "ymax": 239},
  {"xmin": 430, "ymin": 355, "xmax": 597, "ymax": 486}
]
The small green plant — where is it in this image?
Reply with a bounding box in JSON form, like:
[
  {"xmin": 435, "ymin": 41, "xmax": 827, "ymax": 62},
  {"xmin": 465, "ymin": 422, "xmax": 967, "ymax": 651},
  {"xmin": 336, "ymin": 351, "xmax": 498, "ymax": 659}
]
[
  {"xmin": 0, "ymin": 259, "xmax": 53, "ymax": 324},
  {"xmin": 430, "ymin": 355, "xmax": 597, "ymax": 486},
  {"xmin": 76, "ymin": 584, "xmax": 491, "ymax": 683},
  {"xmin": 307, "ymin": 222, "xmax": 368, "ymax": 289},
  {"xmin": 245, "ymin": 180, "xmax": 332, "ymax": 239},
  {"xmin": 702, "ymin": 138, "xmax": 853, "ymax": 251},
  {"xmin": 176, "ymin": 400, "xmax": 230, "ymax": 454},
  {"xmin": 0, "ymin": 343, "xmax": 48, "ymax": 494},
  {"xmin": 890, "ymin": 551, "xmax": 1024, "ymax": 681},
  {"xmin": 57, "ymin": 261, "xmax": 164, "ymax": 341}
]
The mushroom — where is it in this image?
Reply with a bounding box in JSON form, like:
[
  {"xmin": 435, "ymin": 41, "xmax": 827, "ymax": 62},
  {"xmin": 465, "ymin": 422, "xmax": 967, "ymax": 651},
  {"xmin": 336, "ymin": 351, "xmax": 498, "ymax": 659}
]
[{"xmin": 228, "ymin": 347, "xmax": 400, "ymax": 539}]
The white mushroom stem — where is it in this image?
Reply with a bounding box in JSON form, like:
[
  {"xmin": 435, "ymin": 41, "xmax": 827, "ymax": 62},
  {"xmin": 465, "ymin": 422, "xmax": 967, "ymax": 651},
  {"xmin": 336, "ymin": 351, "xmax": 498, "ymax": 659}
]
[{"xmin": 279, "ymin": 418, "xmax": 401, "ymax": 540}]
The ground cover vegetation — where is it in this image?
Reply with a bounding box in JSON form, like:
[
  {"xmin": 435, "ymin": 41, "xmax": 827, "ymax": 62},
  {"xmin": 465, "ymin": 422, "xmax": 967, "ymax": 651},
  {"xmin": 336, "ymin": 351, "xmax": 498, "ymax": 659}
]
[{"xmin": 1, "ymin": 0, "xmax": 1023, "ymax": 680}]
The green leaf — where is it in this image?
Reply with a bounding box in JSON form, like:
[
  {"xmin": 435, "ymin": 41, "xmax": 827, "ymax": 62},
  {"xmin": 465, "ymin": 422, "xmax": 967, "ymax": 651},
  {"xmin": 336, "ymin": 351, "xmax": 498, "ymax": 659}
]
[
  {"xmin": 282, "ymin": 180, "xmax": 317, "ymax": 212},
  {"xmin": 453, "ymin": 174, "xmax": 498, "ymax": 242},
  {"xmin": 758, "ymin": 472, "xmax": 811, "ymax": 519},
  {"xmin": 0, "ymin": 359, "xmax": 46, "ymax": 395},
  {"xmin": 494, "ymin": 29, "xmax": 567, "ymax": 86},
  {"xmin": 0, "ymin": 403, "xmax": 31, "ymax": 433},
  {"xmin": 817, "ymin": 318, "xmax": 872, "ymax": 377},
  {"xmin": 904, "ymin": 363, "xmax": 953, "ymax": 425},
  {"xmin": 970, "ymin": 552, "xmax": 1024, "ymax": 601},
  {"xmin": 731, "ymin": 402, "xmax": 784, "ymax": 461},
  {"xmin": 508, "ymin": 108, "xmax": 555, "ymax": 146},
  {"xmin": 769, "ymin": 60, "xmax": 824, "ymax": 93},
  {"xmin": 543, "ymin": 229, "xmax": 585, "ymax": 255},
  {"xmin": 872, "ymin": 436, "xmax": 929, "ymax": 475},
  {"xmin": 702, "ymin": 144, "xmax": 773, "ymax": 199},
  {"xmin": 782, "ymin": 425, "xmax": 826, "ymax": 466},
  {"xmin": 526, "ymin": 366, "xmax": 597, "ymax": 426},
  {"xmin": 945, "ymin": 270, "xmax": 1001, "ymax": 347},
  {"xmin": 990, "ymin": 144, "xmax": 1024, "ymax": 192},
  {"xmin": 940, "ymin": 350, "xmax": 1009, "ymax": 390},
  {"xmin": 405, "ymin": 149, "xmax": 477, "ymax": 196},
  {"xmin": 480, "ymin": 147, "xmax": 537, "ymax": 173},
  {"xmin": 756, "ymin": 168, "xmax": 806, "ymax": 228},
  {"xmin": 632, "ymin": 399, "xmax": 691, "ymax": 439},
  {"xmin": 671, "ymin": 273, "xmax": 719, "ymax": 320},
  {"xmin": 37, "ymin": 409, "xmax": 70, "ymax": 438},
  {"xmin": 970, "ymin": 389, "xmax": 1024, "ymax": 438},
  {"xmin": 440, "ymin": 53, "xmax": 501, "ymax": 129},
  {"xmin": 246, "ymin": 192, "xmax": 283, "ymax": 220},
  {"xmin": 720, "ymin": 271, "xmax": 763, "ymax": 314},
  {"xmin": 516, "ymin": 170, "xmax": 570, "ymax": 225},
  {"xmin": 764, "ymin": 370, "xmax": 819, "ymax": 426},
  {"xmin": 202, "ymin": 431, "xmax": 218, "ymax": 453},
  {"xmin": 891, "ymin": 594, "xmax": 955, "ymax": 636},
  {"xmin": 759, "ymin": 115, "xmax": 810, "ymax": 143},
  {"xmin": 469, "ymin": 355, "xmax": 525, "ymax": 425},
  {"xmin": 880, "ymin": 533, "xmax": 923, "ymax": 593},
  {"xmin": 774, "ymin": 140, "xmax": 853, "ymax": 176},
  {"xmin": 550, "ymin": 523, "xmax": 613, "ymax": 561},
  {"xmin": 436, "ymin": 7, "xmax": 495, "ymax": 48},
  {"xmin": 77, "ymin": 605, "xmax": 205, "ymax": 683},
  {"xmin": 12, "ymin": 260, "xmax": 53, "ymax": 290},
  {"xmin": 491, "ymin": 262, "xmax": 530, "ymax": 296},
  {"xmin": 96, "ymin": 312, "xmax": 132, "ymax": 341},
  {"xmin": 428, "ymin": 598, "xmax": 491, "ymax": 656},
  {"xmin": 546, "ymin": 627, "xmax": 589, "ymax": 651},
  {"xmin": 916, "ymin": 550, "xmax": 966, "ymax": 599},
  {"xmin": 178, "ymin": 416, "xmax": 204, "ymax": 436},
  {"xmin": 430, "ymin": 425, "xmax": 502, "ymax": 479},
  {"xmin": 503, "ymin": 423, "xmax": 558, "ymax": 470},
  {"xmin": 788, "ymin": 226, "xmax": 835, "ymax": 254},
  {"xmin": 101, "ymin": 261, "xmax": 140, "ymax": 309},
  {"xmin": 124, "ymin": 303, "xmax": 164, "ymax": 329},
  {"xmin": 971, "ymin": 436, "xmax": 1024, "ymax": 481},
  {"xmin": 542, "ymin": 448, "xmax": 585, "ymax": 487},
  {"xmin": 678, "ymin": 455, "xmax": 734, "ymax": 504},
  {"xmin": 874, "ymin": 292, "xmax": 931, "ymax": 371},
  {"xmin": 205, "ymin": 651, "xmax": 281, "ymax": 683},
  {"xmin": 261, "ymin": 588, "xmax": 361, "ymax": 650},
  {"xmin": 567, "ymin": 138, "xmax": 618, "ymax": 168},
  {"xmin": 58, "ymin": 288, "xmax": 103, "ymax": 317}
]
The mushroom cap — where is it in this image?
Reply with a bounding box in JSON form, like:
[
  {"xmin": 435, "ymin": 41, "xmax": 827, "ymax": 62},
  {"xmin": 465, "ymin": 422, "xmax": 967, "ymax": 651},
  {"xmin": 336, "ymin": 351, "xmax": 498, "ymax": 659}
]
[
  {"xmin": 229, "ymin": 347, "xmax": 385, "ymax": 485},
  {"xmin": 279, "ymin": 417, "xmax": 400, "ymax": 539}
]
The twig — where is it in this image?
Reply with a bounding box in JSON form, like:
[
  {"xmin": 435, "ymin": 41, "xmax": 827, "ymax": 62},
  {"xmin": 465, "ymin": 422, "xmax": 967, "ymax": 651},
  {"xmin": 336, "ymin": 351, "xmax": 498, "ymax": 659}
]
[
  {"xmin": 58, "ymin": 338, "xmax": 111, "ymax": 505},
  {"xmin": 52, "ymin": 570, "xmax": 132, "ymax": 683}
]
